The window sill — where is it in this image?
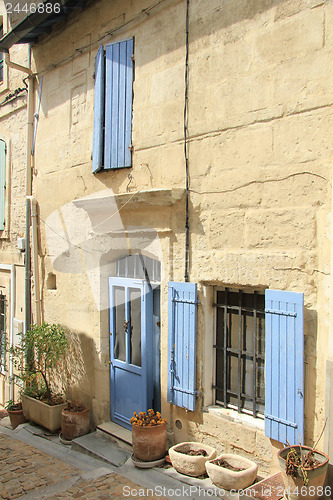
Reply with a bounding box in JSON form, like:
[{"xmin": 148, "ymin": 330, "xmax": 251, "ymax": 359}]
[{"xmin": 206, "ymin": 405, "xmax": 265, "ymax": 431}]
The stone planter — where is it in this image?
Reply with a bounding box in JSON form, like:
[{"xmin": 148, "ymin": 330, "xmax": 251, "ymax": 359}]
[
  {"xmin": 277, "ymin": 445, "xmax": 329, "ymax": 500},
  {"xmin": 132, "ymin": 422, "xmax": 167, "ymax": 461},
  {"xmin": 169, "ymin": 442, "xmax": 217, "ymax": 477},
  {"xmin": 205, "ymin": 454, "xmax": 258, "ymax": 490},
  {"xmin": 61, "ymin": 406, "xmax": 90, "ymax": 441},
  {"xmin": 22, "ymin": 394, "xmax": 67, "ymax": 433}
]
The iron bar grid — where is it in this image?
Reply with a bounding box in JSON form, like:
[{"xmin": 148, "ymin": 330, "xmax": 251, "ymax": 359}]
[{"xmin": 214, "ymin": 288, "xmax": 265, "ymax": 417}]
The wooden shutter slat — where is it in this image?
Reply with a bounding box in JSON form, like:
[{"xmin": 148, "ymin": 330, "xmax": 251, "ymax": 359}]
[
  {"xmin": 265, "ymin": 289, "xmax": 304, "ymax": 444},
  {"xmin": 92, "ymin": 45, "xmax": 105, "ymax": 173},
  {"xmin": 167, "ymin": 282, "xmax": 197, "ymax": 411},
  {"xmin": 105, "ymin": 39, "xmax": 134, "ymax": 169},
  {"xmin": 124, "ymin": 38, "xmax": 134, "ymax": 168},
  {"xmin": 111, "ymin": 42, "xmax": 119, "ymax": 168}
]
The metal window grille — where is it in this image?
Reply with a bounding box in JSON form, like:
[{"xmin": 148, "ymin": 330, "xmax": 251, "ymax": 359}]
[
  {"xmin": 213, "ymin": 289, "xmax": 265, "ymax": 417},
  {"xmin": 0, "ymin": 292, "xmax": 6, "ymax": 373}
]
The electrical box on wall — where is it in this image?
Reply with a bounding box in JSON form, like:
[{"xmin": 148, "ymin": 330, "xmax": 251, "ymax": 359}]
[{"xmin": 17, "ymin": 238, "xmax": 25, "ymax": 251}]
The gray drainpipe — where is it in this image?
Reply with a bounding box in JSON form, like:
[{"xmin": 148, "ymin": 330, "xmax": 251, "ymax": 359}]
[{"xmin": 24, "ymin": 46, "xmax": 34, "ymax": 333}]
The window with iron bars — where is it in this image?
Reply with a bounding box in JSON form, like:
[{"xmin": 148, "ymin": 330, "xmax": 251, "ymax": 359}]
[
  {"xmin": 214, "ymin": 289, "xmax": 265, "ymax": 417},
  {"xmin": 0, "ymin": 292, "xmax": 6, "ymax": 373}
]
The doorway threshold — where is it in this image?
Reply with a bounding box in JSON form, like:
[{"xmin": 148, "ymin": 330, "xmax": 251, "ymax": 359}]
[{"xmin": 96, "ymin": 421, "xmax": 132, "ymax": 450}]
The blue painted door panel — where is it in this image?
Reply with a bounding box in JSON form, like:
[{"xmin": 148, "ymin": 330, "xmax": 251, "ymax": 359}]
[
  {"xmin": 109, "ymin": 278, "xmax": 153, "ymax": 429},
  {"xmin": 167, "ymin": 281, "xmax": 197, "ymax": 411},
  {"xmin": 265, "ymin": 289, "xmax": 304, "ymax": 445}
]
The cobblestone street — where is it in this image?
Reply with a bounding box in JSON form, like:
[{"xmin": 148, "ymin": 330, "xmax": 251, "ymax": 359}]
[{"xmin": 0, "ymin": 431, "xmax": 169, "ymax": 500}]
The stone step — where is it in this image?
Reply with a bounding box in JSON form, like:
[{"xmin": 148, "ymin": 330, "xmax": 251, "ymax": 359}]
[
  {"xmin": 96, "ymin": 420, "xmax": 132, "ymax": 452},
  {"xmin": 71, "ymin": 431, "xmax": 131, "ymax": 467}
]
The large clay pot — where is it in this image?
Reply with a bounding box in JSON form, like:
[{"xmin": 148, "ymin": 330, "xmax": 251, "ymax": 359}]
[
  {"xmin": 277, "ymin": 445, "xmax": 329, "ymax": 500},
  {"xmin": 169, "ymin": 442, "xmax": 217, "ymax": 477},
  {"xmin": 8, "ymin": 408, "xmax": 27, "ymax": 430},
  {"xmin": 206, "ymin": 453, "xmax": 258, "ymax": 490},
  {"xmin": 61, "ymin": 406, "xmax": 90, "ymax": 440},
  {"xmin": 132, "ymin": 422, "xmax": 167, "ymax": 461}
]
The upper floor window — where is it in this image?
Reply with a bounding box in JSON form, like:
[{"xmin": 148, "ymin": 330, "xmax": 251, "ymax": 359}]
[{"xmin": 92, "ymin": 38, "xmax": 134, "ymax": 173}]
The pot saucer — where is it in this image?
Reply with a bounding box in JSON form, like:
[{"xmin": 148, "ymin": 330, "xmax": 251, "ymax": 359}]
[{"xmin": 131, "ymin": 453, "xmax": 165, "ymax": 468}]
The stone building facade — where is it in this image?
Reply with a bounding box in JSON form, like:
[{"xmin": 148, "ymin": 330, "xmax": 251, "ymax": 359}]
[{"xmin": 0, "ymin": 0, "xmax": 332, "ymax": 478}]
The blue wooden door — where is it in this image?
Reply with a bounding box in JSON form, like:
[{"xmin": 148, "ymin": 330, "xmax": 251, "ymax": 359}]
[{"xmin": 109, "ymin": 278, "xmax": 153, "ymax": 429}]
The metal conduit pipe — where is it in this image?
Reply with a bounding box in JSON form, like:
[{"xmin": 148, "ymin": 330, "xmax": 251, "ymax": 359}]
[
  {"xmin": 25, "ymin": 59, "xmax": 35, "ymax": 334},
  {"xmin": 27, "ymin": 196, "xmax": 41, "ymax": 326}
]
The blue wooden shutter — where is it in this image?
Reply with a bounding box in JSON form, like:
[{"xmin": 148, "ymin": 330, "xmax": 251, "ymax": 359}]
[
  {"xmin": 92, "ymin": 45, "xmax": 105, "ymax": 173},
  {"xmin": 265, "ymin": 289, "xmax": 304, "ymax": 444},
  {"xmin": 167, "ymin": 282, "xmax": 197, "ymax": 411},
  {"xmin": 0, "ymin": 140, "xmax": 6, "ymax": 230},
  {"xmin": 0, "ymin": 293, "xmax": 5, "ymax": 372},
  {"xmin": 104, "ymin": 38, "xmax": 134, "ymax": 169}
]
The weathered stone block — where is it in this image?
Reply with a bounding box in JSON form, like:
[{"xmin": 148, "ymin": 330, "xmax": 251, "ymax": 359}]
[
  {"xmin": 255, "ymin": 8, "xmax": 324, "ymax": 65},
  {"xmin": 207, "ymin": 210, "xmax": 246, "ymax": 249},
  {"xmin": 273, "ymin": 110, "xmax": 333, "ymax": 165},
  {"xmin": 245, "ymin": 208, "xmax": 316, "ymax": 249}
]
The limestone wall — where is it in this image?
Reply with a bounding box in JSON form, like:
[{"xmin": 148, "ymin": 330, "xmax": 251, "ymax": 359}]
[{"xmin": 21, "ymin": 0, "xmax": 333, "ymax": 475}]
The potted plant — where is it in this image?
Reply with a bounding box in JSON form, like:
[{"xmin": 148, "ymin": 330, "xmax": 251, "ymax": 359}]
[
  {"xmin": 169, "ymin": 442, "xmax": 217, "ymax": 477},
  {"xmin": 205, "ymin": 453, "xmax": 258, "ymax": 490},
  {"xmin": 277, "ymin": 443, "xmax": 329, "ymax": 500},
  {"xmin": 130, "ymin": 409, "xmax": 167, "ymax": 463},
  {"xmin": 5, "ymin": 400, "xmax": 27, "ymax": 429},
  {"xmin": 60, "ymin": 400, "xmax": 90, "ymax": 441},
  {"xmin": 10, "ymin": 322, "xmax": 69, "ymax": 432}
]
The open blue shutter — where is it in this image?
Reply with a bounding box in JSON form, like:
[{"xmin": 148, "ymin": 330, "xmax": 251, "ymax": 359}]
[
  {"xmin": 92, "ymin": 45, "xmax": 105, "ymax": 173},
  {"xmin": 0, "ymin": 140, "xmax": 6, "ymax": 230},
  {"xmin": 105, "ymin": 38, "xmax": 133, "ymax": 169},
  {"xmin": 167, "ymin": 282, "xmax": 197, "ymax": 411},
  {"xmin": 265, "ymin": 289, "xmax": 304, "ymax": 444}
]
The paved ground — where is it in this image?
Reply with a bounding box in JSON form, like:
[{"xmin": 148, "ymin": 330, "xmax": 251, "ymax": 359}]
[
  {"xmin": 0, "ymin": 414, "xmax": 227, "ymax": 500},
  {"xmin": 0, "ymin": 430, "xmax": 172, "ymax": 500}
]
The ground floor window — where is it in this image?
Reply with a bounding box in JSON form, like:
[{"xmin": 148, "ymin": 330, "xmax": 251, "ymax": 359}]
[
  {"xmin": 0, "ymin": 292, "xmax": 6, "ymax": 373},
  {"xmin": 214, "ymin": 288, "xmax": 265, "ymax": 417}
]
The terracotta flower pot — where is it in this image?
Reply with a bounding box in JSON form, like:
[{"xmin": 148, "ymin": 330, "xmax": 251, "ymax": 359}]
[
  {"xmin": 8, "ymin": 409, "xmax": 27, "ymax": 430},
  {"xmin": 277, "ymin": 445, "xmax": 329, "ymax": 500},
  {"xmin": 132, "ymin": 422, "xmax": 167, "ymax": 461},
  {"xmin": 205, "ymin": 453, "xmax": 258, "ymax": 490},
  {"xmin": 61, "ymin": 406, "xmax": 90, "ymax": 441},
  {"xmin": 169, "ymin": 442, "xmax": 217, "ymax": 477}
]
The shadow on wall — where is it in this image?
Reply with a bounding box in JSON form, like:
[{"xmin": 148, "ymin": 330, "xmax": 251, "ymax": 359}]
[
  {"xmin": 304, "ymin": 307, "xmax": 318, "ymax": 447},
  {"xmin": 54, "ymin": 329, "xmax": 108, "ymax": 425}
]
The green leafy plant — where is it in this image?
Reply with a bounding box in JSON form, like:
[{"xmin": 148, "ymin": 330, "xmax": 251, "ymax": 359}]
[
  {"xmin": 5, "ymin": 400, "xmax": 22, "ymax": 411},
  {"xmin": 10, "ymin": 322, "xmax": 68, "ymax": 405},
  {"xmin": 284, "ymin": 419, "xmax": 328, "ymax": 486}
]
